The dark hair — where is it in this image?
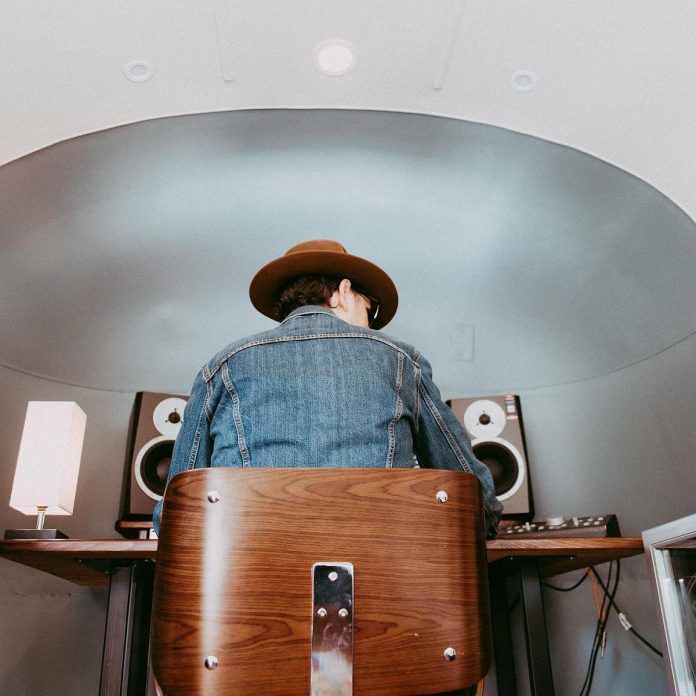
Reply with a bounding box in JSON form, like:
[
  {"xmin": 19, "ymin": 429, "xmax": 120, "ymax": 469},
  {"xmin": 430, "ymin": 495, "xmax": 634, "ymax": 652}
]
[{"xmin": 275, "ymin": 274, "xmax": 342, "ymax": 320}]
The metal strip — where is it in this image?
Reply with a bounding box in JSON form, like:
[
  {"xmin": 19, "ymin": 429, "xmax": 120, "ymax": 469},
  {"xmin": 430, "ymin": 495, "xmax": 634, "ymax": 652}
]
[{"xmin": 311, "ymin": 562, "xmax": 354, "ymax": 696}]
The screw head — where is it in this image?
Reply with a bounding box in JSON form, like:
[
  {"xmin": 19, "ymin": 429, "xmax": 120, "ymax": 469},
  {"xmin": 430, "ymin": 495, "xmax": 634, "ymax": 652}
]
[
  {"xmin": 328, "ymin": 571, "xmax": 338, "ymax": 582},
  {"xmin": 338, "ymin": 608, "xmax": 349, "ymax": 618},
  {"xmin": 444, "ymin": 647, "xmax": 457, "ymax": 661},
  {"xmin": 204, "ymin": 655, "xmax": 219, "ymax": 670},
  {"xmin": 436, "ymin": 490, "xmax": 448, "ymax": 503},
  {"xmin": 317, "ymin": 607, "xmax": 327, "ymax": 618},
  {"xmin": 207, "ymin": 490, "xmax": 220, "ymax": 504}
]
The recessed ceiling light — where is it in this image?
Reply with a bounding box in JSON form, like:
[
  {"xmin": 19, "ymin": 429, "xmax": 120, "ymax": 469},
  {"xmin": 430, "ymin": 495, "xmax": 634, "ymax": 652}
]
[
  {"xmin": 124, "ymin": 60, "xmax": 154, "ymax": 83},
  {"xmin": 313, "ymin": 40, "xmax": 358, "ymax": 77},
  {"xmin": 510, "ymin": 70, "xmax": 537, "ymax": 93}
]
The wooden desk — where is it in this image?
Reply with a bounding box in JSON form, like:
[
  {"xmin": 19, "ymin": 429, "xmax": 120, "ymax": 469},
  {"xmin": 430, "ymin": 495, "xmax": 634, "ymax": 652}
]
[
  {"xmin": 0, "ymin": 537, "xmax": 644, "ymax": 695},
  {"xmin": 0, "ymin": 536, "xmax": 644, "ymax": 585},
  {"xmin": 487, "ymin": 535, "xmax": 644, "ymax": 576}
]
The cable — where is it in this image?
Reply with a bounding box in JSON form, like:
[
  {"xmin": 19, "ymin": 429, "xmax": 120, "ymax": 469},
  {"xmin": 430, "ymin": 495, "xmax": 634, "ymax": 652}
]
[
  {"xmin": 628, "ymin": 626, "xmax": 663, "ymax": 657},
  {"xmin": 587, "ymin": 560, "xmax": 621, "ymax": 694},
  {"xmin": 525, "ymin": 559, "xmax": 663, "ymax": 694},
  {"xmin": 542, "ymin": 570, "xmax": 589, "ymax": 593},
  {"xmin": 543, "ymin": 562, "xmax": 663, "ymax": 661},
  {"xmin": 576, "ymin": 562, "xmax": 615, "ymax": 696},
  {"xmin": 589, "ymin": 567, "xmax": 663, "ymax": 658},
  {"xmin": 578, "ymin": 561, "xmax": 620, "ymax": 696}
]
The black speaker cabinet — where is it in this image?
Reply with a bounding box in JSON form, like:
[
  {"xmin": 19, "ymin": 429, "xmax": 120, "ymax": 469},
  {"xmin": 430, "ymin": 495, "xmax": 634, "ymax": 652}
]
[
  {"xmin": 120, "ymin": 391, "xmax": 188, "ymax": 522},
  {"xmin": 448, "ymin": 394, "xmax": 533, "ymax": 519}
]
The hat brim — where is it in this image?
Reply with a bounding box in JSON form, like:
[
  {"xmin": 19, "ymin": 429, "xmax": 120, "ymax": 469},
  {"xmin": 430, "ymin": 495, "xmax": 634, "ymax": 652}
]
[{"xmin": 249, "ymin": 249, "xmax": 398, "ymax": 329}]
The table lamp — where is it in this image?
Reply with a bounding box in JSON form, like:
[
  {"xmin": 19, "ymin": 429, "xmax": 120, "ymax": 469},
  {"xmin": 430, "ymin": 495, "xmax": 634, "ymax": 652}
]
[{"xmin": 4, "ymin": 401, "xmax": 87, "ymax": 540}]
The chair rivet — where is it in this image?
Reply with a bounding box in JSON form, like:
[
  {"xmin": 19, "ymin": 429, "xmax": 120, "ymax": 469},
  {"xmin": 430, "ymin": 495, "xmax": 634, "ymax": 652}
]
[
  {"xmin": 207, "ymin": 490, "xmax": 220, "ymax": 504},
  {"xmin": 338, "ymin": 608, "xmax": 348, "ymax": 618},
  {"xmin": 444, "ymin": 647, "xmax": 457, "ymax": 661},
  {"xmin": 204, "ymin": 655, "xmax": 219, "ymax": 670},
  {"xmin": 317, "ymin": 607, "xmax": 327, "ymax": 617},
  {"xmin": 436, "ymin": 490, "xmax": 448, "ymax": 503},
  {"xmin": 328, "ymin": 571, "xmax": 338, "ymax": 581}
]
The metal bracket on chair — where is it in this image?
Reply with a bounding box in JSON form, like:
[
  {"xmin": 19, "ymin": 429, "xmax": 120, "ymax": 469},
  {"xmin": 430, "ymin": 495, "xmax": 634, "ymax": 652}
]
[{"xmin": 311, "ymin": 562, "xmax": 354, "ymax": 696}]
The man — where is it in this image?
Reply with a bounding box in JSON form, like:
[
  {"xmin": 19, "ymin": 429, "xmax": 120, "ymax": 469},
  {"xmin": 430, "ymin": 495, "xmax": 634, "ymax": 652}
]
[{"xmin": 153, "ymin": 239, "xmax": 501, "ymax": 534}]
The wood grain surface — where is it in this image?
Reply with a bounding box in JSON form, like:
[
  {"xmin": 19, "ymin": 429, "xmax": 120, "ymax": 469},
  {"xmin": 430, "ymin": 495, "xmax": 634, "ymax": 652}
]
[
  {"xmin": 151, "ymin": 468, "xmax": 490, "ymax": 696},
  {"xmin": 0, "ymin": 539, "xmax": 157, "ymax": 585},
  {"xmin": 0, "ymin": 536, "xmax": 644, "ymax": 586},
  {"xmin": 486, "ymin": 536, "xmax": 644, "ymax": 577}
]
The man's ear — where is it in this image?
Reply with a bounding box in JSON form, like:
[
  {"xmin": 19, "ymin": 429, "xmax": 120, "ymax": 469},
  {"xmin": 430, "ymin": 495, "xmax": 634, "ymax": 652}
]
[{"xmin": 335, "ymin": 279, "xmax": 352, "ymax": 308}]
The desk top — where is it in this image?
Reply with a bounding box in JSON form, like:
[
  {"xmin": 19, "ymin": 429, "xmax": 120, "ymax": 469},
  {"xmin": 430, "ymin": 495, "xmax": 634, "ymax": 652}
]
[{"xmin": 0, "ymin": 536, "xmax": 644, "ymax": 586}]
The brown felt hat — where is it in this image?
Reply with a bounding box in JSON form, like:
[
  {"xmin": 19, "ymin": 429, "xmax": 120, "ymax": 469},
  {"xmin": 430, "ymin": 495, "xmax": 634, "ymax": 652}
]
[{"xmin": 249, "ymin": 239, "xmax": 398, "ymax": 329}]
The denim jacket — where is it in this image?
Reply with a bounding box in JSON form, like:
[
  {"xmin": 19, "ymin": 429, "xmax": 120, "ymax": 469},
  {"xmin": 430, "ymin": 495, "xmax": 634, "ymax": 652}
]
[{"xmin": 153, "ymin": 306, "xmax": 502, "ymax": 533}]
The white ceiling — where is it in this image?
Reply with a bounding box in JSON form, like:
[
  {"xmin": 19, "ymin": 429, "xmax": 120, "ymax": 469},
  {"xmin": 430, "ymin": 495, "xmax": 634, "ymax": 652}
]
[{"xmin": 1, "ymin": 1, "xmax": 695, "ymax": 395}]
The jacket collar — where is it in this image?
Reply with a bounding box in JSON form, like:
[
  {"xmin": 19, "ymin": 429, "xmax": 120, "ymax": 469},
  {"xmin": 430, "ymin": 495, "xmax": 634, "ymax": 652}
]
[{"xmin": 280, "ymin": 305, "xmax": 337, "ymax": 324}]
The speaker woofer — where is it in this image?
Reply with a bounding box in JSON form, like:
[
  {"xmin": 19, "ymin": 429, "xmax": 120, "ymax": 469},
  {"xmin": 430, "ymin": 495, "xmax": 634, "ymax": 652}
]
[
  {"xmin": 472, "ymin": 441, "xmax": 519, "ymax": 497},
  {"xmin": 135, "ymin": 437, "xmax": 175, "ymax": 500}
]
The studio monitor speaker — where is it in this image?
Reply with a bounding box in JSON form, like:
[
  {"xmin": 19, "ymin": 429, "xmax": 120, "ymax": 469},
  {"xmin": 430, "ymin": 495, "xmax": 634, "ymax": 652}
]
[
  {"xmin": 120, "ymin": 391, "xmax": 188, "ymax": 520},
  {"xmin": 448, "ymin": 394, "xmax": 533, "ymax": 519}
]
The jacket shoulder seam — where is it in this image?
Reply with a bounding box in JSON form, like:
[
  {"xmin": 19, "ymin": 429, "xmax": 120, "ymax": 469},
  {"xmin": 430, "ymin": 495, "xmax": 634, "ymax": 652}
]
[{"xmin": 205, "ymin": 333, "xmax": 419, "ymax": 380}]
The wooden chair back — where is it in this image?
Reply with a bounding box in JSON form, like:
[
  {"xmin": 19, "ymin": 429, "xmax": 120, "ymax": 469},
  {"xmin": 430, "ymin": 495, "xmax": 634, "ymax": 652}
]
[{"xmin": 151, "ymin": 468, "xmax": 490, "ymax": 695}]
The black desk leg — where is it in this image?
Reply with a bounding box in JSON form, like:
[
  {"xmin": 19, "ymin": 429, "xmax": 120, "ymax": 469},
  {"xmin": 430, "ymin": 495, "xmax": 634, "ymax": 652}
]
[
  {"xmin": 489, "ymin": 562, "xmax": 519, "ymax": 695},
  {"xmin": 99, "ymin": 562, "xmax": 155, "ymax": 696},
  {"xmin": 518, "ymin": 559, "xmax": 555, "ymax": 696}
]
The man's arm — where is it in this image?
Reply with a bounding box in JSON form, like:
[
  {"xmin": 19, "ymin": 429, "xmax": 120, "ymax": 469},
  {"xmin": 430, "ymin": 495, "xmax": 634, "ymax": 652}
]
[
  {"xmin": 152, "ymin": 370, "xmax": 213, "ymax": 534},
  {"xmin": 413, "ymin": 354, "xmax": 502, "ymax": 535}
]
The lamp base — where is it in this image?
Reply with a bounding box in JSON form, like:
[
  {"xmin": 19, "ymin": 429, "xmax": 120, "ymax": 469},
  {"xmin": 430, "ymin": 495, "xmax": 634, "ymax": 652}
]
[{"xmin": 4, "ymin": 529, "xmax": 68, "ymax": 540}]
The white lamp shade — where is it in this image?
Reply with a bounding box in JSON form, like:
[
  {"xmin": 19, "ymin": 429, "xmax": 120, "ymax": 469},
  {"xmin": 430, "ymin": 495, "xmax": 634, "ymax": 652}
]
[{"xmin": 9, "ymin": 401, "xmax": 87, "ymax": 516}]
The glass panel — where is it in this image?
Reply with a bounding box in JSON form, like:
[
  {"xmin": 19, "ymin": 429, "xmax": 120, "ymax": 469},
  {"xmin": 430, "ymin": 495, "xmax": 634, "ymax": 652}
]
[{"xmin": 671, "ymin": 550, "xmax": 696, "ymax": 685}]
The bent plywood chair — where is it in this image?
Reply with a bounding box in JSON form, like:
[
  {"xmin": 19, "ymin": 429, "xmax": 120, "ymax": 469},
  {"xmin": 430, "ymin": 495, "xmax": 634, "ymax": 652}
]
[{"xmin": 151, "ymin": 468, "xmax": 490, "ymax": 695}]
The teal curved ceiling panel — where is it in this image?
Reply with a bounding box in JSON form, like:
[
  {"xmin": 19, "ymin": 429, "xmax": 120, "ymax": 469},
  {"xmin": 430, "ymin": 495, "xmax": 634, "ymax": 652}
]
[{"xmin": 1, "ymin": 109, "xmax": 694, "ymax": 393}]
